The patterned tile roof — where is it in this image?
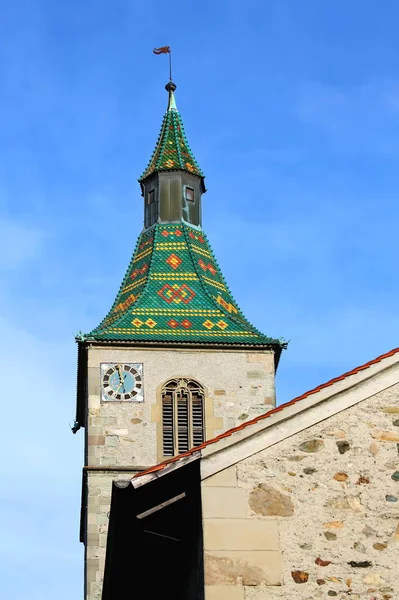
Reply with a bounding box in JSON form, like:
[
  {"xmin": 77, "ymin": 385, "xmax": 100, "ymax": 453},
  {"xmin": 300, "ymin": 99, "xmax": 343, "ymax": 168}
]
[
  {"xmin": 81, "ymin": 223, "xmax": 283, "ymax": 347},
  {"xmin": 139, "ymin": 89, "xmax": 204, "ymax": 181}
]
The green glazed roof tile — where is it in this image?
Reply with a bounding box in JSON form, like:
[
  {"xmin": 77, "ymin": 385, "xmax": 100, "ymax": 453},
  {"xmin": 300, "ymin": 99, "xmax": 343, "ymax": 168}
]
[
  {"xmin": 139, "ymin": 91, "xmax": 204, "ymax": 181},
  {"xmin": 83, "ymin": 223, "xmax": 282, "ymax": 347}
]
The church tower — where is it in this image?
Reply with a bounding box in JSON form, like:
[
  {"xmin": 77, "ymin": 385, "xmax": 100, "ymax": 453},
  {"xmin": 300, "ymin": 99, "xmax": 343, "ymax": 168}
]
[{"xmin": 74, "ymin": 81, "xmax": 285, "ymax": 600}]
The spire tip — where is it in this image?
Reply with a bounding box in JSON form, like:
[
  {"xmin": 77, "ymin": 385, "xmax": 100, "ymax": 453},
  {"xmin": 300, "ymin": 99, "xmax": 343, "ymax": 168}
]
[
  {"xmin": 165, "ymin": 81, "xmax": 177, "ymax": 93},
  {"xmin": 165, "ymin": 81, "xmax": 177, "ymax": 111}
]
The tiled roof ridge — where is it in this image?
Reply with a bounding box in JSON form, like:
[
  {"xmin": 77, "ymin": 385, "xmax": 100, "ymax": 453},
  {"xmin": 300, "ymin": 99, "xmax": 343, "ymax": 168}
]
[
  {"xmin": 183, "ymin": 223, "xmax": 281, "ymax": 345},
  {"xmin": 133, "ymin": 345, "xmax": 399, "ymax": 478},
  {"xmin": 139, "ymin": 112, "xmax": 169, "ymax": 181},
  {"xmin": 118, "ymin": 226, "xmax": 159, "ymax": 316},
  {"xmin": 172, "ymin": 111, "xmax": 203, "ymax": 175},
  {"xmin": 86, "ymin": 228, "xmax": 155, "ymax": 337},
  {"xmin": 172, "ymin": 111, "xmax": 185, "ymax": 170}
]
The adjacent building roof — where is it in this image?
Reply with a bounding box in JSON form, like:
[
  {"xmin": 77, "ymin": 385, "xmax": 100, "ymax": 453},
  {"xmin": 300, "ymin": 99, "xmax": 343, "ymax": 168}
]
[
  {"xmin": 133, "ymin": 346, "xmax": 399, "ymax": 480},
  {"xmin": 139, "ymin": 84, "xmax": 204, "ymax": 181},
  {"xmin": 80, "ymin": 222, "xmax": 283, "ymax": 348}
]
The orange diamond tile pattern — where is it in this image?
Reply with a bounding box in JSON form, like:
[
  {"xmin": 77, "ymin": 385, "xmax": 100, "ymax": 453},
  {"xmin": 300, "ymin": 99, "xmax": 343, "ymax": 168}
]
[
  {"xmin": 86, "ymin": 223, "xmax": 281, "ymax": 348},
  {"xmin": 166, "ymin": 253, "xmax": 182, "ymax": 270}
]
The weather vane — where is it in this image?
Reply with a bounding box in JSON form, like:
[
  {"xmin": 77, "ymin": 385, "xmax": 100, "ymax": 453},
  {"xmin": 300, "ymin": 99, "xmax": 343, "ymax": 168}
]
[{"xmin": 153, "ymin": 46, "xmax": 172, "ymax": 81}]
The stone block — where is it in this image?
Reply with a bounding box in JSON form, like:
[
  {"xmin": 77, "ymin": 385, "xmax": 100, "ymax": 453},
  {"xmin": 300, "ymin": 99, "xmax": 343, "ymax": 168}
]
[
  {"xmin": 88, "ymin": 475, "xmax": 108, "ymax": 487},
  {"xmin": 299, "ymin": 439, "xmax": 324, "ymax": 453},
  {"xmin": 205, "ymin": 550, "xmax": 282, "ymax": 586},
  {"xmin": 88, "ymin": 426, "xmax": 105, "ymax": 436},
  {"xmin": 88, "ymin": 496, "xmax": 100, "ymax": 510},
  {"xmin": 100, "ymin": 496, "xmax": 112, "ymax": 507},
  {"xmin": 203, "ymin": 396, "xmax": 219, "ymax": 417},
  {"xmin": 247, "ymin": 370, "xmax": 265, "ymax": 379},
  {"xmin": 203, "ymin": 518, "xmax": 279, "ymax": 551},
  {"xmin": 151, "ymin": 403, "xmax": 162, "ymax": 422},
  {"xmin": 88, "ymin": 367, "xmax": 100, "ymax": 393},
  {"xmin": 246, "ymin": 352, "xmax": 274, "ymax": 372},
  {"xmin": 96, "ymin": 513, "xmax": 109, "ymax": 525},
  {"xmin": 89, "ymin": 393, "xmax": 101, "ymax": 410},
  {"xmin": 106, "ymin": 435, "xmax": 118, "ymax": 446},
  {"xmin": 371, "ymin": 430, "xmax": 399, "ymax": 442},
  {"xmin": 88, "ymin": 580, "xmax": 103, "ymax": 599},
  {"xmin": 205, "ymin": 585, "xmax": 244, "ymax": 599},
  {"xmin": 203, "ymin": 467, "xmax": 237, "ymax": 487},
  {"xmin": 263, "ymin": 397, "xmax": 274, "ymax": 405},
  {"xmin": 100, "ymin": 457, "xmax": 119, "ymax": 466},
  {"xmin": 249, "ymin": 484, "xmax": 294, "ymax": 517},
  {"xmin": 87, "ymin": 532, "xmax": 100, "ymax": 546},
  {"xmin": 88, "ymin": 435, "xmax": 105, "ymax": 446},
  {"xmin": 102, "ymin": 417, "xmax": 117, "ymax": 425},
  {"xmin": 202, "ymin": 487, "xmax": 247, "ymax": 518},
  {"xmin": 86, "ymin": 558, "xmax": 99, "ymax": 582},
  {"xmin": 88, "ymin": 512, "xmax": 97, "ymax": 524},
  {"xmin": 206, "ymin": 416, "xmax": 224, "ymax": 429},
  {"xmin": 105, "ymin": 428, "xmax": 128, "ymax": 436}
]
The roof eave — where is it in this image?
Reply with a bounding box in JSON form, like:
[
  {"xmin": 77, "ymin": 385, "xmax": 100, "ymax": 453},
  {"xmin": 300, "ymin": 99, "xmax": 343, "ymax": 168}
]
[
  {"xmin": 74, "ymin": 341, "xmax": 88, "ymax": 432},
  {"xmin": 76, "ymin": 336, "xmax": 285, "ymax": 354},
  {"xmin": 138, "ymin": 170, "xmax": 206, "ymax": 192},
  {"xmin": 132, "ymin": 346, "xmax": 399, "ymax": 482}
]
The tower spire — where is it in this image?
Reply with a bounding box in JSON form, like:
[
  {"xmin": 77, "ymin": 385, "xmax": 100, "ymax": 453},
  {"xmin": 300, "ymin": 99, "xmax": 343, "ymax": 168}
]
[
  {"xmin": 166, "ymin": 80, "xmax": 177, "ymax": 111},
  {"xmin": 79, "ymin": 83, "xmax": 285, "ymax": 354},
  {"xmin": 139, "ymin": 81, "xmax": 204, "ymax": 182}
]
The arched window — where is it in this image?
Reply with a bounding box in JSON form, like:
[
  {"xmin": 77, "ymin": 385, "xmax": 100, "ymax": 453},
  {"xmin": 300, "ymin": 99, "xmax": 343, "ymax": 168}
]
[{"xmin": 161, "ymin": 378, "xmax": 205, "ymax": 457}]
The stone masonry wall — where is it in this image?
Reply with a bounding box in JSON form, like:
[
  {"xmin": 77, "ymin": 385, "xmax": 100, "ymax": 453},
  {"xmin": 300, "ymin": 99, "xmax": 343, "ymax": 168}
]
[
  {"xmin": 85, "ymin": 345, "xmax": 275, "ymax": 600},
  {"xmin": 87, "ymin": 347, "xmax": 275, "ymax": 468},
  {"xmin": 203, "ymin": 383, "xmax": 399, "ymax": 599},
  {"xmin": 203, "ymin": 466, "xmax": 282, "ymax": 600},
  {"xmin": 86, "ymin": 470, "xmax": 136, "ymax": 600}
]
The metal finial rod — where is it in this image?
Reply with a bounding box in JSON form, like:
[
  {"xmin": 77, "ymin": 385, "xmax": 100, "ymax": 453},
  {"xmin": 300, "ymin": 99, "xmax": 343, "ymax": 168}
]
[{"xmin": 153, "ymin": 46, "xmax": 172, "ymax": 81}]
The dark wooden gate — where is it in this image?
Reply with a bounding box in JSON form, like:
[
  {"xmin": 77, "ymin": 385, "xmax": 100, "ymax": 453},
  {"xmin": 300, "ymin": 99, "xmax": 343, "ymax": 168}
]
[{"xmin": 102, "ymin": 457, "xmax": 204, "ymax": 600}]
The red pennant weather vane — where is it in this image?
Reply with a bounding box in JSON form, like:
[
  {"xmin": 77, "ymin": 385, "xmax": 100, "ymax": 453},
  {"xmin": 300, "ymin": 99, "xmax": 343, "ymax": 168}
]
[{"xmin": 153, "ymin": 46, "xmax": 172, "ymax": 81}]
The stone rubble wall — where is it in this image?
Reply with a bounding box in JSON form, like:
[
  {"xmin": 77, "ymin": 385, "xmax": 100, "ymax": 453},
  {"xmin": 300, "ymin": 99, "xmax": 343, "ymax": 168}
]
[{"xmin": 203, "ymin": 384, "xmax": 399, "ymax": 600}]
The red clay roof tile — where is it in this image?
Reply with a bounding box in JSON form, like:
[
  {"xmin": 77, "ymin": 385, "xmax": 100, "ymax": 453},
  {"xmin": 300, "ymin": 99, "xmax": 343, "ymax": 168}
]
[{"xmin": 133, "ymin": 346, "xmax": 399, "ymax": 480}]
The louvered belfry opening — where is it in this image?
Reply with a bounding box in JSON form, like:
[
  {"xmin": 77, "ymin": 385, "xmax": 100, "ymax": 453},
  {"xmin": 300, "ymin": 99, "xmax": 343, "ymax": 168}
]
[{"xmin": 162, "ymin": 378, "xmax": 205, "ymax": 456}]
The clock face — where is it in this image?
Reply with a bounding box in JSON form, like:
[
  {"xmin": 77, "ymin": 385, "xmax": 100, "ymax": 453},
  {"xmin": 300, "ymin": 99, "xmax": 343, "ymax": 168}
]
[{"xmin": 101, "ymin": 363, "xmax": 143, "ymax": 402}]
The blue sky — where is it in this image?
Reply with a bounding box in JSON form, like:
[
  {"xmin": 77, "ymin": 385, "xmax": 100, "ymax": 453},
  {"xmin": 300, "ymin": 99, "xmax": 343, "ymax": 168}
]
[{"xmin": 2, "ymin": 0, "xmax": 399, "ymax": 597}]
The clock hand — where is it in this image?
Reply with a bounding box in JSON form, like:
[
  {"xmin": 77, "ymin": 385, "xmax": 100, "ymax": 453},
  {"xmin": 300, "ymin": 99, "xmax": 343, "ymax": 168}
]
[{"xmin": 116, "ymin": 365, "xmax": 126, "ymax": 393}]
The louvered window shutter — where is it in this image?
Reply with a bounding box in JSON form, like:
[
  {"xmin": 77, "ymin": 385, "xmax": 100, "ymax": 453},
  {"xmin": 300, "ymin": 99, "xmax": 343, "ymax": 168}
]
[
  {"xmin": 177, "ymin": 390, "xmax": 189, "ymax": 453},
  {"xmin": 191, "ymin": 391, "xmax": 204, "ymax": 447},
  {"xmin": 161, "ymin": 379, "xmax": 205, "ymax": 457},
  {"xmin": 162, "ymin": 393, "xmax": 174, "ymax": 456}
]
